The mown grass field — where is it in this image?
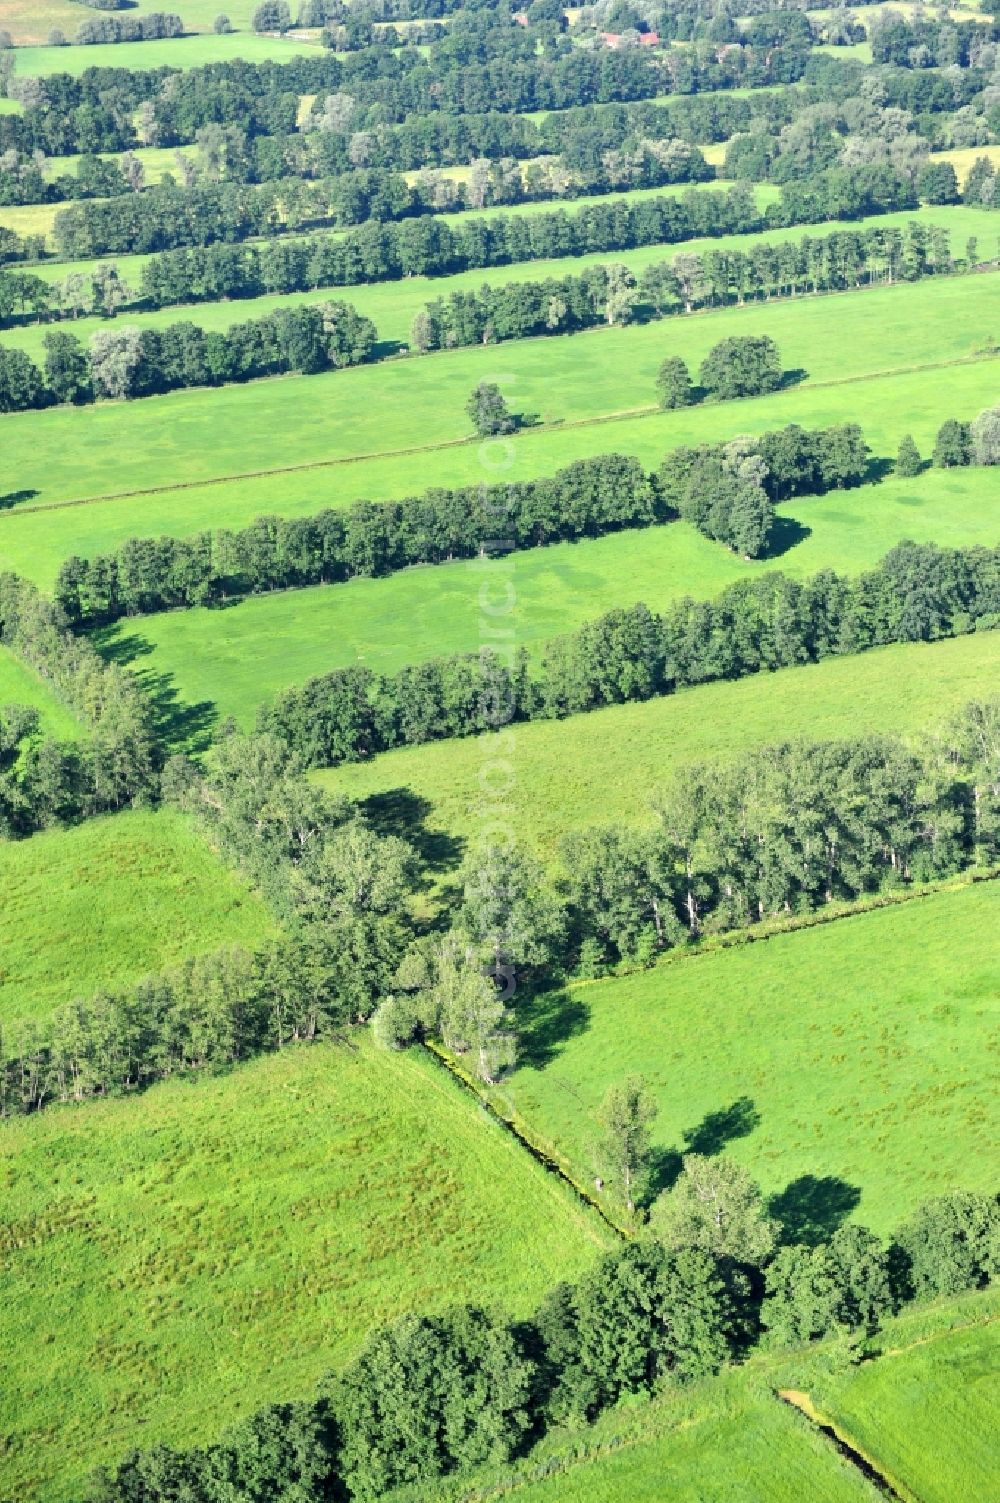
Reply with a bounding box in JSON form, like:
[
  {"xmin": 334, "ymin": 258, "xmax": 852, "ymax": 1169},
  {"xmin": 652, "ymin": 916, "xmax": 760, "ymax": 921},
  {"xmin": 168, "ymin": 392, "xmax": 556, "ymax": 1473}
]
[
  {"xmin": 0, "ymin": 1038, "xmax": 611, "ymax": 1501},
  {"xmin": 0, "ymin": 643, "xmax": 80, "ymax": 736},
  {"xmin": 323, "ymin": 632, "xmax": 1000, "ymax": 863},
  {"xmin": 0, "ymin": 809, "xmax": 272, "ymax": 1023},
  {"xmin": 493, "ymin": 880, "xmax": 1000, "ymax": 1233},
  {"xmin": 814, "ymin": 1301, "xmax": 1000, "ymax": 1503},
  {"xmin": 4, "ymin": 204, "xmax": 992, "ymax": 364},
  {"xmin": 0, "ymin": 272, "xmax": 996, "ymax": 587},
  {"xmin": 98, "ymin": 463, "xmax": 1000, "ymax": 731}
]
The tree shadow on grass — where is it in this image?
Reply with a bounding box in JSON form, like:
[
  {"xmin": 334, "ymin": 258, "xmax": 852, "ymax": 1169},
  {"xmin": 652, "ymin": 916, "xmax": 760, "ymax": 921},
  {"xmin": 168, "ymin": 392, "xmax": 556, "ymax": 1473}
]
[
  {"xmin": 778, "ymin": 367, "xmax": 807, "ymax": 392},
  {"xmin": 764, "ymin": 515, "xmax": 811, "ymax": 559},
  {"xmin": 645, "ymin": 1095, "xmax": 762, "ymax": 1203},
  {"xmin": 92, "ymin": 624, "xmax": 217, "ymax": 755},
  {"xmin": 769, "ymin": 1173, "xmax": 861, "ymax": 1246},
  {"xmin": 684, "ymin": 1095, "xmax": 761, "ymax": 1155},
  {"xmin": 516, "ymin": 988, "xmax": 592, "ymax": 1070},
  {"xmin": 359, "ymin": 786, "xmax": 464, "ymax": 875},
  {"xmin": 865, "ymin": 455, "xmax": 895, "ymax": 486},
  {"xmin": 0, "ymin": 488, "xmax": 39, "ymax": 510}
]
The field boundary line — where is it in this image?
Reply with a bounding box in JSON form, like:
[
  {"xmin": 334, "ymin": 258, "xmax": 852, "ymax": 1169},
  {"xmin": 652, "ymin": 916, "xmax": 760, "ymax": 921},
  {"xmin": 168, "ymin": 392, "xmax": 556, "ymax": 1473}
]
[{"xmin": 2, "ymin": 349, "xmax": 997, "ymax": 523}]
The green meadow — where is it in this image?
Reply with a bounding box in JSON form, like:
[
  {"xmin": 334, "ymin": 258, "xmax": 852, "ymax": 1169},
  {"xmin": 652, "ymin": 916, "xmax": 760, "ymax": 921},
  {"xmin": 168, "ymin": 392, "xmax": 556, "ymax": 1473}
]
[
  {"xmin": 96, "ymin": 463, "xmax": 1000, "ymax": 731},
  {"xmin": 0, "ymin": 0, "xmax": 275, "ymax": 44},
  {"xmin": 494, "ymin": 1290, "xmax": 1000, "ymax": 1503},
  {"xmin": 323, "ymin": 631, "xmax": 1000, "ymax": 862},
  {"xmin": 0, "ymin": 644, "xmax": 80, "ymax": 737},
  {"xmin": 0, "ymin": 809, "xmax": 272, "ymax": 1024},
  {"xmin": 815, "ymin": 1303, "xmax": 1000, "ymax": 1503},
  {"xmin": 0, "ymin": 1038, "xmax": 610, "ymax": 1501},
  {"xmin": 0, "ymin": 274, "xmax": 996, "ymax": 586},
  {"xmin": 474, "ymin": 1370, "xmax": 878, "ymax": 1503},
  {"xmin": 4, "ymin": 204, "xmax": 993, "ymax": 362},
  {"xmin": 493, "ymin": 880, "xmax": 1000, "ymax": 1233},
  {"xmin": 9, "ymin": 32, "xmax": 321, "ymax": 77}
]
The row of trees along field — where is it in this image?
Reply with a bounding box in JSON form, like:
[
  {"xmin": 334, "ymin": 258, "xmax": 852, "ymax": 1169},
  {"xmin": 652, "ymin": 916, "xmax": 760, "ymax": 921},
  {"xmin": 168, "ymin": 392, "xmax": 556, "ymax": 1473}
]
[
  {"xmin": 0, "ymin": 573, "xmax": 159, "ymax": 822},
  {"xmin": 0, "ymin": 214, "xmax": 976, "ymax": 412},
  {"xmin": 55, "ymin": 416, "xmax": 871, "ymax": 623},
  {"xmin": 42, "ymin": 146, "xmax": 944, "ymax": 263},
  {"xmin": 0, "ymin": 298, "xmax": 376, "ymax": 410},
  {"xmin": 4, "ymin": 690, "xmax": 1000, "ymax": 1112},
  {"xmin": 86, "ymin": 1177, "xmax": 1000, "ymax": 1502},
  {"xmin": 5, "ymin": 156, "xmax": 991, "ymax": 324},
  {"xmin": 409, "ymin": 219, "xmax": 957, "ymax": 351},
  {"xmin": 255, "ymin": 530, "xmax": 1000, "ymax": 765}
]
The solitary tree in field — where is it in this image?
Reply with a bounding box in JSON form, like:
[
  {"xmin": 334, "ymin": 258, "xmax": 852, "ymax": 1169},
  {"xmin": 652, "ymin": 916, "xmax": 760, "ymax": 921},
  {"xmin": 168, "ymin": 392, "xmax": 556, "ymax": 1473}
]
[
  {"xmin": 214, "ymin": 13, "xmax": 233, "ymax": 32},
  {"xmin": 650, "ymin": 1153, "xmax": 777, "ymax": 1263},
  {"xmin": 593, "ymin": 1076, "xmax": 657, "ymax": 1212},
  {"xmin": 466, "ymin": 382, "xmax": 515, "ymax": 437},
  {"xmin": 656, "ymin": 356, "xmax": 692, "ymax": 410},
  {"xmin": 896, "ymin": 434, "xmax": 922, "ymax": 477}
]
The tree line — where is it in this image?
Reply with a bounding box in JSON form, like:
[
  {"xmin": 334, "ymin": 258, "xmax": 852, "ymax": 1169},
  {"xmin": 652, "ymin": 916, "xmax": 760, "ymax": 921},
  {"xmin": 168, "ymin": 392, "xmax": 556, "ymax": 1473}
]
[
  {"xmin": 0, "ymin": 572, "xmax": 159, "ymax": 818},
  {"xmin": 9, "ymin": 165, "xmax": 962, "ymax": 332},
  {"xmin": 53, "ymin": 421, "xmax": 871, "ymax": 626},
  {"xmin": 0, "ymin": 16, "xmax": 984, "ymax": 162},
  {"xmin": 412, "ymin": 216, "xmax": 956, "ymax": 354},
  {"xmin": 0, "ymin": 726, "xmax": 422, "ymax": 1113},
  {"xmin": 256, "ymin": 539, "xmax": 1000, "ymax": 768},
  {"xmin": 0, "ymin": 299, "xmax": 377, "ymax": 412},
  {"xmin": 5, "ymin": 693, "xmax": 1000, "ymax": 1111},
  {"xmin": 73, "ymin": 11, "xmax": 185, "ymax": 45},
  {"xmin": 85, "ymin": 1177, "xmax": 1000, "ymax": 1502}
]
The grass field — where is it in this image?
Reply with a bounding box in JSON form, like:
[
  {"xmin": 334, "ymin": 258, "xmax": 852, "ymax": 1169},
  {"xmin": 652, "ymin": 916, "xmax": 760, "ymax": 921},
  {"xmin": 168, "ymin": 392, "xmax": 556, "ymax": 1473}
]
[
  {"xmin": 493, "ymin": 879, "xmax": 1000, "ymax": 1233},
  {"xmin": 96, "ymin": 462, "xmax": 1000, "ymax": 731},
  {"xmin": 9, "ymin": 31, "xmax": 321, "ymax": 76},
  {"xmin": 0, "ymin": 1037, "xmax": 611, "ymax": 1501},
  {"xmin": 0, "ymin": 809, "xmax": 272, "ymax": 1024},
  {"xmin": 4, "ymin": 204, "xmax": 992, "ymax": 364},
  {"xmin": 321, "ymin": 632, "xmax": 1000, "ymax": 863},
  {"xmin": 0, "ymin": 643, "xmax": 80, "ymax": 737},
  {"xmin": 0, "ymin": 271, "xmax": 995, "ymax": 584},
  {"xmin": 494, "ymin": 1289, "xmax": 1000, "ymax": 1503},
  {"xmin": 815, "ymin": 1303, "xmax": 1000, "ymax": 1503},
  {"xmin": 0, "ymin": 200, "xmax": 60, "ymax": 242},
  {"xmin": 486, "ymin": 1371, "xmax": 879, "ymax": 1503},
  {"xmin": 931, "ymin": 143, "xmax": 1000, "ymax": 183},
  {"xmin": 43, "ymin": 144, "xmax": 198, "ymax": 187}
]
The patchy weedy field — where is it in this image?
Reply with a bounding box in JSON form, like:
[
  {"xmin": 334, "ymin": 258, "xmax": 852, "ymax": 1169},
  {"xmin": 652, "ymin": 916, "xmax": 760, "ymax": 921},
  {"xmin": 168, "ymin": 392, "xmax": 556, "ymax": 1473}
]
[
  {"xmin": 0, "ymin": 810, "xmax": 272, "ymax": 1023},
  {"xmin": 494, "ymin": 881, "xmax": 1000, "ymax": 1233},
  {"xmin": 0, "ymin": 1039, "xmax": 611, "ymax": 1501},
  {"xmin": 322, "ymin": 632, "xmax": 1000, "ymax": 863}
]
